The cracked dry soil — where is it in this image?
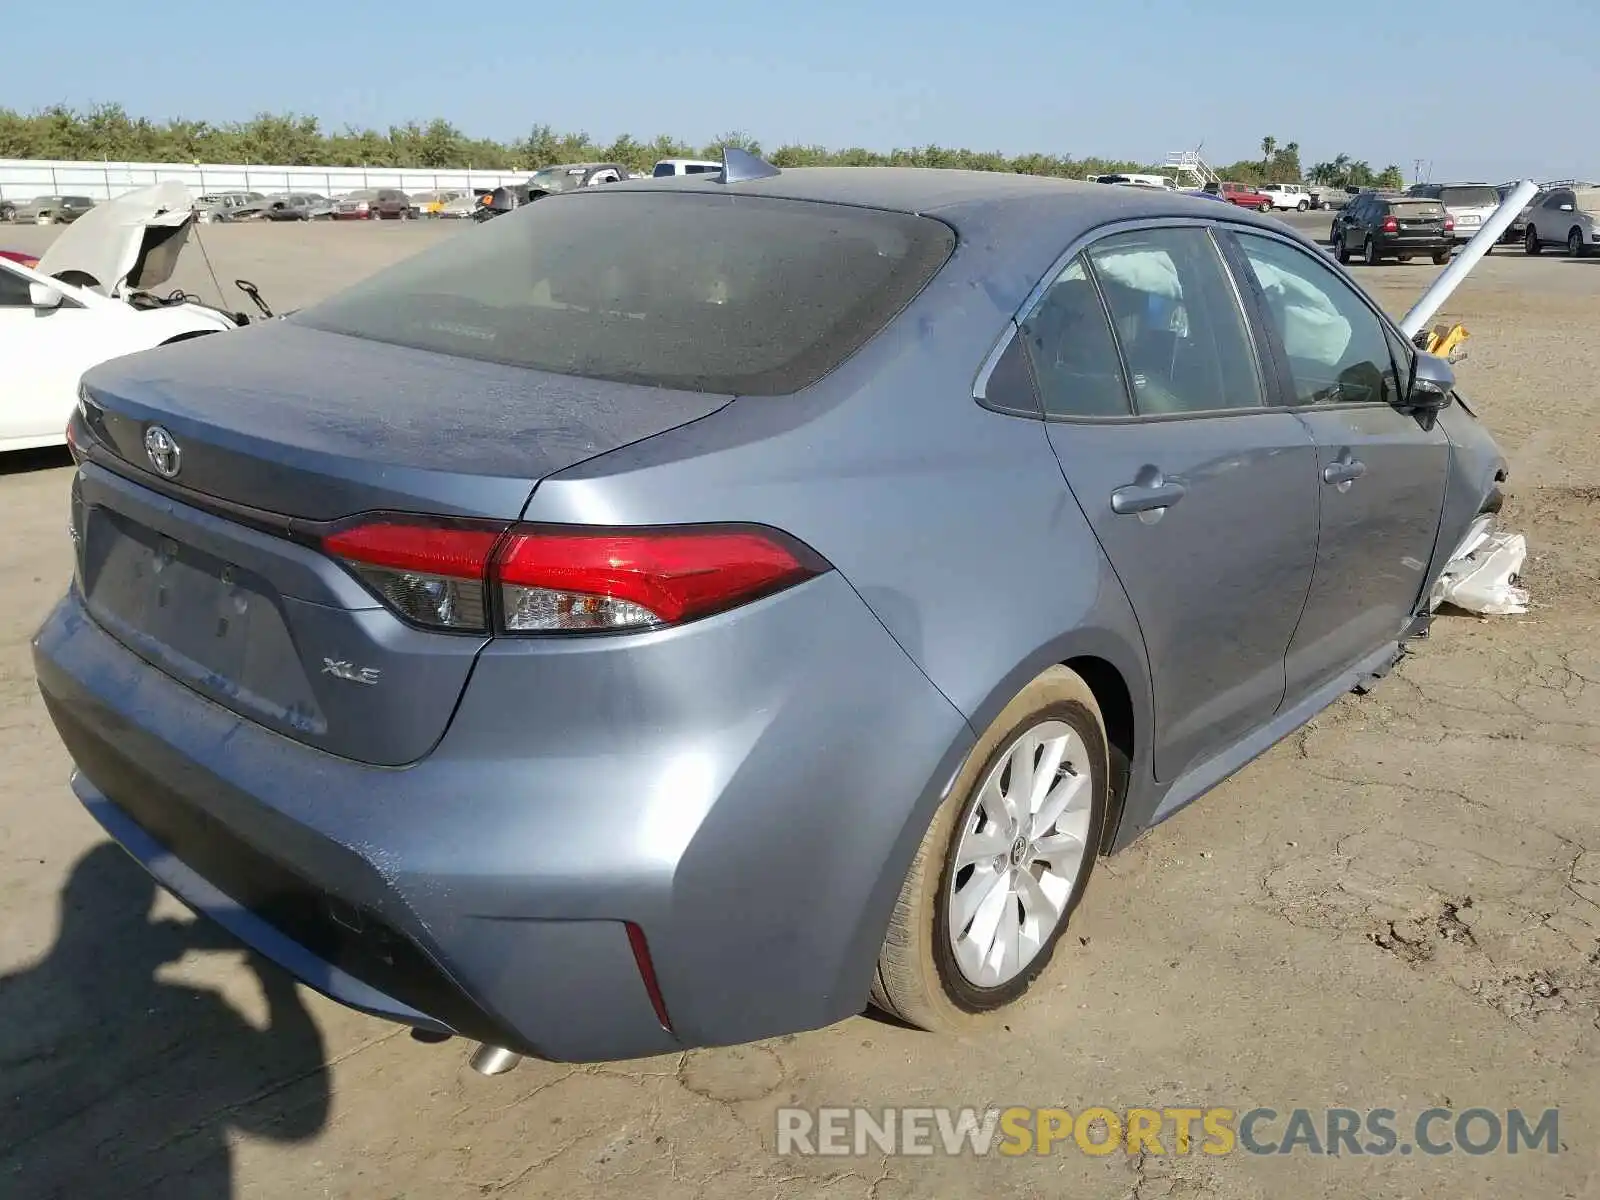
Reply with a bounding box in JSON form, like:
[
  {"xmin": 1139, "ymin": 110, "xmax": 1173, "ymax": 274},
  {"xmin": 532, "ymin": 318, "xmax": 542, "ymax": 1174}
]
[{"xmin": 0, "ymin": 227, "xmax": 1597, "ymax": 1200}]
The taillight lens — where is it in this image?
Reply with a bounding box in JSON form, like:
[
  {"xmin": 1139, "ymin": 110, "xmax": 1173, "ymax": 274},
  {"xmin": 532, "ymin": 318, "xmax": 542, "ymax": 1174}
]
[
  {"xmin": 1444, "ymin": 215, "xmax": 1455, "ymax": 231},
  {"xmin": 323, "ymin": 519, "xmax": 827, "ymax": 635},
  {"xmin": 497, "ymin": 527, "xmax": 824, "ymax": 632},
  {"xmin": 323, "ymin": 520, "xmax": 500, "ymax": 631},
  {"xmin": 1382, "ymin": 215, "xmax": 1399, "ymax": 233}
]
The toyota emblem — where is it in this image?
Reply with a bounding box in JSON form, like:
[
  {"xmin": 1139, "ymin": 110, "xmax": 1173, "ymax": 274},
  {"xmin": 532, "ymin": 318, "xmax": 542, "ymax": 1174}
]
[{"xmin": 143, "ymin": 425, "xmax": 181, "ymax": 478}]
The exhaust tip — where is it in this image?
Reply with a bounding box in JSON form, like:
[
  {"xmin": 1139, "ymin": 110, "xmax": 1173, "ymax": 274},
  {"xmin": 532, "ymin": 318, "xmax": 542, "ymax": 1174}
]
[{"xmin": 468, "ymin": 1044, "xmax": 523, "ymax": 1076}]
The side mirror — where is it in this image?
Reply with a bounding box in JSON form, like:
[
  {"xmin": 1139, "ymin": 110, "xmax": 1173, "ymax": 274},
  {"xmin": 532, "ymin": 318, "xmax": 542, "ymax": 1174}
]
[
  {"xmin": 1406, "ymin": 351, "xmax": 1456, "ymax": 414},
  {"xmin": 1560, "ymin": 203, "xmax": 1575, "ymax": 212},
  {"xmin": 28, "ymin": 281, "xmax": 63, "ymax": 310}
]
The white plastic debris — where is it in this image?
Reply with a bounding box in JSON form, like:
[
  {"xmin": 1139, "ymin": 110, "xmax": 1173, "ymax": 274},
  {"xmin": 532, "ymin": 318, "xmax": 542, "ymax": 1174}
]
[{"xmin": 1435, "ymin": 531, "xmax": 1529, "ymax": 615}]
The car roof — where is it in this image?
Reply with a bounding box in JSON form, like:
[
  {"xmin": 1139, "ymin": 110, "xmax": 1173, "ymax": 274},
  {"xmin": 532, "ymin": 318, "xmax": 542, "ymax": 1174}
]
[{"xmin": 632, "ymin": 165, "xmax": 1275, "ymax": 219}]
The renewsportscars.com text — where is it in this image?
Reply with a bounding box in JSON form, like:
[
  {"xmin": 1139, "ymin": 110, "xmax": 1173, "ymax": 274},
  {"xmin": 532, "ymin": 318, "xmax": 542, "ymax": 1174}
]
[{"xmin": 776, "ymin": 1106, "xmax": 1560, "ymax": 1158}]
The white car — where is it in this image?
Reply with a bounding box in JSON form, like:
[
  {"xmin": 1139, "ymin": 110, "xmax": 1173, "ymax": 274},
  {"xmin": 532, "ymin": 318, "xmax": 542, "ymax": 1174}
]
[
  {"xmin": 651, "ymin": 158, "xmax": 723, "ymax": 178},
  {"xmin": 1407, "ymin": 183, "xmax": 1502, "ymax": 245},
  {"xmin": 1261, "ymin": 183, "xmax": 1313, "ymax": 212},
  {"xmin": 1, "ymin": 182, "xmax": 244, "ymax": 453},
  {"xmin": 1521, "ymin": 185, "xmax": 1600, "ymax": 258}
]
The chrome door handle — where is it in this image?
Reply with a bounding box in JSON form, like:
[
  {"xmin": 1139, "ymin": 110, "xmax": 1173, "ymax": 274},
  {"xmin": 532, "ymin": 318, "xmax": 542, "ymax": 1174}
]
[
  {"xmin": 1322, "ymin": 456, "xmax": 1367, "ymax": 488},
  {"xmin": 1111, "ymin": 479, "xmax": 1187, "ymax": 516}
]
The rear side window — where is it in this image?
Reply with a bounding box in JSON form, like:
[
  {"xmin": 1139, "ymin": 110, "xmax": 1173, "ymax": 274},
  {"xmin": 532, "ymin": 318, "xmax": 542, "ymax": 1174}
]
[
  {"xmin": 1019, "ymin": 257, "xmax": 1130, "ymax": 418},
  {"xmin": 652, "ymin": 163, "xmax": 675, "ymax": 177},
  {"xmin": 295, "ymin": 192, "xmax": 955, "ymax": 395},
  {"xmin": 1085, "ymin": 228, "xmax": 1264, "ymax": 415}
]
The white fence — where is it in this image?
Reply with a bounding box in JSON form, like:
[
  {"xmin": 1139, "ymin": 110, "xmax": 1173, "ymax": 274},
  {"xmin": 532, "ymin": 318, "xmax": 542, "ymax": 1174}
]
[{"xmin": 0, "ymin": 158, "xmax": 530, "ymax": 202}]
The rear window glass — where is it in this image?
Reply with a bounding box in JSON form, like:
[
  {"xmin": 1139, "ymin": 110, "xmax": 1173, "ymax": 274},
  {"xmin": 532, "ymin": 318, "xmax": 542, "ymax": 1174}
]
[
  {"xmin": 1439, "ymin": 186, "xmax": 1499, "ymax": 208},
  {"xmin": 1391, "ymin": 200, "xmax": 1444, "ymax": 215},
  {"xmin": 293, "ymin": 191, "xmax": 956, "ymax": 395}
]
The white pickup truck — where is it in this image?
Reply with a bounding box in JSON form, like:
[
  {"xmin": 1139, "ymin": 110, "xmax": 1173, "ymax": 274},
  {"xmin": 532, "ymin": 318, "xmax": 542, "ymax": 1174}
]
[{"xmin": 1260, "ymin": 183, "xmax": 1315, "ymax": 211}]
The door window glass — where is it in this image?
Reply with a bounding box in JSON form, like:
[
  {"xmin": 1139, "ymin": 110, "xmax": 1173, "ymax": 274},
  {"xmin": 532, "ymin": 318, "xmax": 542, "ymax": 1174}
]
[
  {"xmin": 1018, "ymin": 257, "xmax": 1130, "ymax": 417},
  {"xmin": 1232, "ymin": 231, "xmax": 1402, "ymax": 406},
  {"xmin": 1085, "ymin": 228, "xmax": 1264, "ymax": 415}
]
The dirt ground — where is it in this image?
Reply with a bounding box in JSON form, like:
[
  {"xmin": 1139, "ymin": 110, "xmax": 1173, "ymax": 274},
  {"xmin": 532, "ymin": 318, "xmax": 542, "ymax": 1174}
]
[{"xmin": 2, "ymin": 216, "xmax": 1598, "ymax": 1200}]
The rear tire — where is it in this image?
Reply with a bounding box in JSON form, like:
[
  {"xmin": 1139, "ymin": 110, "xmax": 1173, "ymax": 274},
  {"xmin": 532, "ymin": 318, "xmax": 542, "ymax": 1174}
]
[
  {"xmin": 870, "ymin": 666, "xmax": 1107, "ymax": 1032},
  {"xmin": 1525, "ymin": 226, "xmax": 1541, "ymax": 256},
  {"xmin": 1333, "ymin": 233, "xmax": 1350, "ymax": 264},
  {"xmin": 1297, "ymin": 199, "xmax": 1309, "ymax": 212},
  {"xmin": 1432, "ymin": 249, "xmax": 1451, "ymax": 265},
  {"xmin": 1258, "ymin": 201, "xmax": 1272, "ymax": 213},
  {"xmin": 1570, "ymin": 228, "xmax": 1587, "ymax": 258},
  {"xmin": 1364, "ymin": 237, "xmax": 1381, "ymax": 266}
]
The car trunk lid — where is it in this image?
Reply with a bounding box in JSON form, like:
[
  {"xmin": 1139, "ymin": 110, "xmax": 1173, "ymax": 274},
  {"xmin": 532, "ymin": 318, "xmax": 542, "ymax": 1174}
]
[
  {"xmin": 72, "ymin": 321, "xmax": 734, "ymax": 764},
  {"xmin": 79, "ymin": 320, "xmax": 732, "ymax": 520}
]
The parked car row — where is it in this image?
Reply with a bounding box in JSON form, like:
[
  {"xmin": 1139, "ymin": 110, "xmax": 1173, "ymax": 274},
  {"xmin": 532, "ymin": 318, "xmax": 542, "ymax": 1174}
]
[
  {"xmin": 1325, "ymin": 179, "xmax": 1600, "ymax": 266},
  {"xmin": 0, "ymin": 194, "xmax": 97, "ymax": 225}
]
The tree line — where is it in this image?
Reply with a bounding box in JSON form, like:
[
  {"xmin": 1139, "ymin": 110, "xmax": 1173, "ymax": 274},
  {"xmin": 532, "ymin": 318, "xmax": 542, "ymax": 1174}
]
[{"xmin": 0, "ymin": 106, "xmax": 1405, "ymax": 189}]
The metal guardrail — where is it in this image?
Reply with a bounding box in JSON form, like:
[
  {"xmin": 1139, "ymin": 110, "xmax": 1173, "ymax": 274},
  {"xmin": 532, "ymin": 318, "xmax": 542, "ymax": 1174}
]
[{"xmin": 0, "ymin": 157, "xmax": 529, "ymax": 203}]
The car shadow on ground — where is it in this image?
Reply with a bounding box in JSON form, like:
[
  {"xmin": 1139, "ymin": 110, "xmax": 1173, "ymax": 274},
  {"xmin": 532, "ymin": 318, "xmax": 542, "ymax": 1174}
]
[
  {"xmin": 0, "ymin": 842, "xmax": 330, "ymax": 1198},
  {"xmin": 0, "ymin": 446, "xmax": 73, "ymax": 476}
]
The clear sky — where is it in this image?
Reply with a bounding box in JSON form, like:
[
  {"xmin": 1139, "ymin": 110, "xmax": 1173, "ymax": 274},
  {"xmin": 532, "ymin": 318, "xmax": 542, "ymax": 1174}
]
[{"xmin": 11, "ymin": 0, "xmax": 1595, "ymax": 183}]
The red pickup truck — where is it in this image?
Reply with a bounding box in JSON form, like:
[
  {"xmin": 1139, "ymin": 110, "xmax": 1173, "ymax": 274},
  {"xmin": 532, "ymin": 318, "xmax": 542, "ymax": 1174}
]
[{"xmin": 1219, "ymin": 182, "xmax": 1275, "ymax": 212}]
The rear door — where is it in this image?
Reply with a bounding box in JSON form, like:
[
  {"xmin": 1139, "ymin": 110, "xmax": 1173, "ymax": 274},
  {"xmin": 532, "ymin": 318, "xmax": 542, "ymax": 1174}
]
[
  {"xmin": 1223, "ymin": 229, "xmax": 1449, "ymax": 700},
  {"xmin": 1022, "ymin": 224, "xmax": 1319, "ymax": 782}
]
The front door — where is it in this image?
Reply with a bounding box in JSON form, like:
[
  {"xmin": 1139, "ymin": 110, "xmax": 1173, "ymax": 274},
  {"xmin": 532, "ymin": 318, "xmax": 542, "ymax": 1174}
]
[
  {"xmin": 1020, "ymin": 225, "xmax": 1319, "ymax": 783},
  {"xmin": 1225, "ymin": 229, "xmax": 1450, "ymax": 699}
]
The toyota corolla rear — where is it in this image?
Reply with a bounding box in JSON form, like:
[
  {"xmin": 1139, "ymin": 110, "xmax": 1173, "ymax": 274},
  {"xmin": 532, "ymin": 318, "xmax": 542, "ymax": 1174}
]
[{"xmin": 32, "ymin": 185, "xmax": 978, "ymax": 1062}]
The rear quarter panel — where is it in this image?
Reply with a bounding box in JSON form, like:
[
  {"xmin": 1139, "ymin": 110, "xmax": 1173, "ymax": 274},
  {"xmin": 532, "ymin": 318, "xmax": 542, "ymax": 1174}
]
[{"xmin": 522, "ymin": 217, "xmax": 1158, "ymax": 976}]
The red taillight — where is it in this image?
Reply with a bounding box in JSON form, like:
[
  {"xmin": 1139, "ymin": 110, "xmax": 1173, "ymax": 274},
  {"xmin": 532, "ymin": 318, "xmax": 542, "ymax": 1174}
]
[
  {"xmin": 625, "ymin": 921, "xmax": 672, "ymax": 1031},
  {"xmin": 1382, "ymin": 215, "xmax": 1399, "ymax": 233},
  {"xmin": 323, "ymin": 519, "xmax": 501, "ymax": 632},
  {"xmin": 323, "ymin": 519, "xmax": 826, "ymax": 635},
  {"xmin": 496, "ymin": 526, "xmax": 823, "ymax": 632},
  {"xmin": 1444, "ymin": 215, "xmax": 1455, "ymax": 232}
]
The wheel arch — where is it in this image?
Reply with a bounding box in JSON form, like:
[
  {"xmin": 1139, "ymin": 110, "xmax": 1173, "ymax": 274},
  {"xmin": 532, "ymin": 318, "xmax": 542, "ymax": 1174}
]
[
  {"xmin": 1064, "ymin": 654, "xmax": 1136, "ymax": 855},
  {"xmin": 838, "ymin": 625, "xmax": 1152, "ymax": 1019},
  {"xmin": 932, "ymin": 624, "xmax": 1154, "ymax": 872}
]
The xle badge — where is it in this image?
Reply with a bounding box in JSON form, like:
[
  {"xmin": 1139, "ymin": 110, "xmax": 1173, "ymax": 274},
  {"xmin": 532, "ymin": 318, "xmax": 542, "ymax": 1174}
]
[{"xmin": 322, "ymin": 658, "xmax": 382, "ymax": 686}]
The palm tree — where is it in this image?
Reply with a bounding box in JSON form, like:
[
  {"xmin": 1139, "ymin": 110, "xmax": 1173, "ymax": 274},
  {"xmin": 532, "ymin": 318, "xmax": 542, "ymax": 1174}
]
[{"xmin": 1261, "ymin": 135, "xmax": 1277, "ymax": 170}]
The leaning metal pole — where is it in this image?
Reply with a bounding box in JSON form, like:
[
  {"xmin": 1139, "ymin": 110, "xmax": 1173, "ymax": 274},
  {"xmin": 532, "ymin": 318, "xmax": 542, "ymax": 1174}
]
[{"xmin": 1400, "ymin": 179, "xmax": 1539, "ymax": 340}]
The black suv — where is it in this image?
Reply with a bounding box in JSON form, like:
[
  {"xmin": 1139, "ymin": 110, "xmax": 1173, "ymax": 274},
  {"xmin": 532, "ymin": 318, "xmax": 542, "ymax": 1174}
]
[{"xmin": 1330, "ymin": 194, "xmax": 1454, "ymax": 265}]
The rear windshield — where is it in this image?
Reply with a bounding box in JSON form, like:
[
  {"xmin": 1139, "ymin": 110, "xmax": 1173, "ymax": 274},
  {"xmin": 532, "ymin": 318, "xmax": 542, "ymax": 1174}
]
[
  {"xmin": 1391, "ymin": 200, "xmax": 1444, "ymax": 215},
  {"xmin": 293, "ymin": 191, "xmax": 956, "ymax": 395},
  {"xmin": 1439, "ymin": 186, "xmax": 1499, "ymax": 208}
]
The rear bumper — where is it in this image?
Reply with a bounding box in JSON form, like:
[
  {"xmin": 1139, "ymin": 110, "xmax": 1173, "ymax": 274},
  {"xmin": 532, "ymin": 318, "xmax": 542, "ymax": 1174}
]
[
  {"xmin": 1375, "ymin": 233, "xmax": 1452, "ymax": 254},
  {"xmin": 34, "ymin": 574, "xmax": 973, "ymax": 1061}
]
